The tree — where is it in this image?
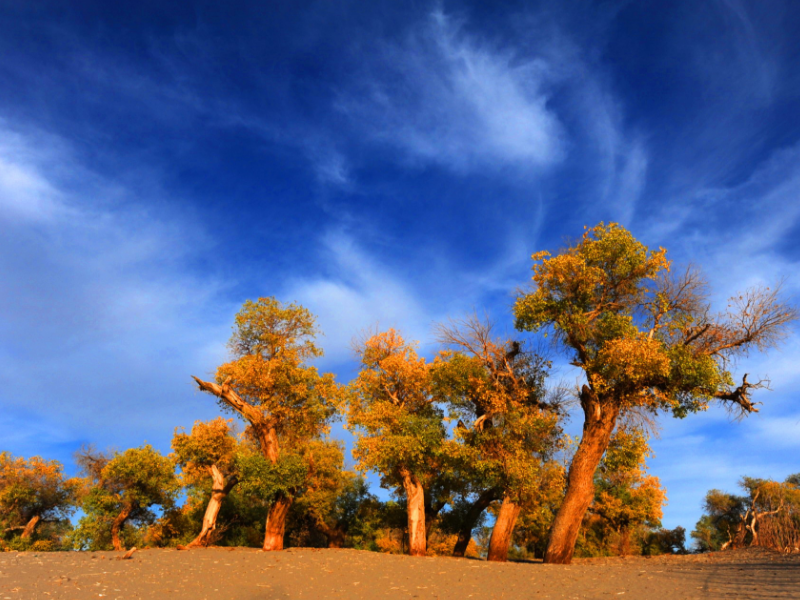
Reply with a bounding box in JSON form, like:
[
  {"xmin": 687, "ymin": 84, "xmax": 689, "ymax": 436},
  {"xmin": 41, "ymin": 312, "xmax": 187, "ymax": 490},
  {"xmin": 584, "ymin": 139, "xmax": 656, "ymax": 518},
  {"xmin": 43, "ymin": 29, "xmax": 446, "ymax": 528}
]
[
  {"xmin": 0, "ymin": 453, "xmax": 78, "ymax": 542},
  {"xmin": 348, "ymin": 329, "xmax": 448, "ymax": 556},
  {"xmin": 74, "ymin": 445, "xmax": 179, "ymax": 551},
  {"xmin": 692, "ymin": 475, "xmax": 800, "ymax": 552},
  {"xmin": 193, "ymin": 297, "xmax": 341, "ymax": 551},
  {"xmin": 431, "ymin": 316, "xmax": 564, "ymax": 561},
  {"xmin": 691, "ymin": 488, "xmax": 747, "ymax": 552},
  {"xmin": 172, "ymin": 417, "xmax": 242, "ymax": 547},
  {"xmin": 582, "ymin": 428, "xmax": 666, "ymax": 556},
  {"xmin": 514, "ymin": 222, "xmax": 797, "ymax": 563},
  {"xmin": 289, "ymin": 440, "xmax": 379, "ymax": 548}
]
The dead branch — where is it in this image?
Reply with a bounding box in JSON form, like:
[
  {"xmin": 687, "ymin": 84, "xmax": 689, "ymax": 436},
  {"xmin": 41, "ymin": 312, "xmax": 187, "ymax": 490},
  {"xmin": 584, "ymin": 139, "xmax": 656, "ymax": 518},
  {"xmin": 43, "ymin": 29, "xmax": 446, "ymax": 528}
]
[{"xmin": 714, "ymin": 374, "xmax": 767, "ymax": 417}]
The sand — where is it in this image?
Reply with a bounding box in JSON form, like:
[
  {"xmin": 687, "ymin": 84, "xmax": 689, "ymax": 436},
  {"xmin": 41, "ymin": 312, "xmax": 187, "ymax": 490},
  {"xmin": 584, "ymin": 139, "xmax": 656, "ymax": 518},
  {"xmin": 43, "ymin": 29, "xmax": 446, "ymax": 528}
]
[{"xmin": 1, "ymin": 546, "xmax": 798, "ymax": 599}]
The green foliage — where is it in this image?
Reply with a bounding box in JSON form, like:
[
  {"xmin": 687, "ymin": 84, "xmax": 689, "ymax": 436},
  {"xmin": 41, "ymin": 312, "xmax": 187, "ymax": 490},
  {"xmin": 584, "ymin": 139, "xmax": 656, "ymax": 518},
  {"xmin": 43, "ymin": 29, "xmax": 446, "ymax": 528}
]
[
  {"xmin": 692, "ymin": 474, "xmax": 800, "ymax": 552},
  {"xmin": 72, "ymin": 445, "xmax": 180, "ymax": 550},
  {"xmin": 236, "ymin": 452, "xmax": 308, "ymax": 504},
  {"xmin": 641, "ymin": 527, "xmax": 687, "ymax": 555}
]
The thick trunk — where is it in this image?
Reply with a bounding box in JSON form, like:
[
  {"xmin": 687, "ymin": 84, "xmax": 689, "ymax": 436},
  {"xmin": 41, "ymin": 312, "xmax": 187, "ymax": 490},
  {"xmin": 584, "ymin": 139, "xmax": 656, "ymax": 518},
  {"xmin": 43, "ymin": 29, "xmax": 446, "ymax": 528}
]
[
  {"xmin": 400, "ymin": 468, "xmax": 426, "ymax": 557},
  {"xmin": 187, "ymin": 466, "xmax": 237, "ymax": 548},
  {"xmin": 453, "ymin": 488, "xmax": 499, "ymax": 557},
  {"xmin": 20, "ymin": 515, "xmax": 40, "ymax": 540},
  {"xmin": 192, "ymin": 376, "xmax": 279, "ymax": 462},
  {"xmin": 111, "ymin": 505, "xmax": 132, "ymax": 552},
  {"xmin": 544, "ymin": 388, "xmax": 619, "ymax": 564},
  {"xmin": 262, "ymin": 494, "xmax": 292, "ymax": 551},
  {"xmin": 487, "ymin": 495, "xmax": 521, "ymax": 562}
]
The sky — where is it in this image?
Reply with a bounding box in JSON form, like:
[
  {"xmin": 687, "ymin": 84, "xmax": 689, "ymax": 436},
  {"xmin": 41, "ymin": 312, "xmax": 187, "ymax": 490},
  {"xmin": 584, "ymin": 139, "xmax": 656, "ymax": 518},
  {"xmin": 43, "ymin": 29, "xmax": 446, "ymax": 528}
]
[{"xmin": 1, "ymin": 0, "xmax": 800, "ymax": 536}]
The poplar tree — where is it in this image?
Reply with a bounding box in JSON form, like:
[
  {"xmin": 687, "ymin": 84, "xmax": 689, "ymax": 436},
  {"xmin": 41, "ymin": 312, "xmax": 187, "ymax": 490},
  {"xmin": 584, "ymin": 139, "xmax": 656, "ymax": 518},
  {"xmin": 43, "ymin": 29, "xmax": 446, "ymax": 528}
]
[
  {"xmin": 172, "ymin": 417, "xmax": 241, "ymax": 547},
  {"xmin": 348, "ymin": 329, "xmax": 447, "ymax": 557},
  {"xmin": 193, "ymin": 297, "xmax": 341, "ymax": 551},
  {"xmin": 514, "ymin": 222, "xmax": 796, "ymax": 564}
]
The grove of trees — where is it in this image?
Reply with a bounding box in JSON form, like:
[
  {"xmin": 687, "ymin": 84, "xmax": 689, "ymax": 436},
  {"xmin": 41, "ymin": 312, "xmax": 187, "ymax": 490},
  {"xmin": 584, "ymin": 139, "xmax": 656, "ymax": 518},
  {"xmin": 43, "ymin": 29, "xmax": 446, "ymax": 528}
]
[{"xmin": 1, "ymin": 223, "xmax": 795, "ymax": 563}]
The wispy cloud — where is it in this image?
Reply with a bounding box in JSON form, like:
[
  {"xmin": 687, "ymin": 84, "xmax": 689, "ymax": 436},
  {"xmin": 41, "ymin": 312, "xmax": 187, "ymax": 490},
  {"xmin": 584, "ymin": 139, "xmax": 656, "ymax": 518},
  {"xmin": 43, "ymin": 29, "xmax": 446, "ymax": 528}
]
[
  {"xmin": 283, "ymin": 231, "xmax": 441, "ymax": 367},
  {"xmin": 335, "ymin": 10, "xmax": 565, "ymax": 173},
  {"xmin": 0, "ymin": 124, "xmax": 232, "ymax": 457}
]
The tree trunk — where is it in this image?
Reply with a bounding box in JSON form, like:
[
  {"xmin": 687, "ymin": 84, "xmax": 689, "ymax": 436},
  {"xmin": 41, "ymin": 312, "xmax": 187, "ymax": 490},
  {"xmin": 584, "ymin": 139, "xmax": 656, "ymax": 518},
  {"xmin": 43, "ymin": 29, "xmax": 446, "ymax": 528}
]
[
  {"xmin": 544, "ymin": 388, "xmax": 619, "ymax": 564},
  {"xmin": 400, "ymin": 468, "xmax": 426, "ymax": 557},
  {"xmin": 453, "ymin": 488, "xmax": 499, "ymax": 557},
  {"xmin": 313, "ymin": 516, "xmax": 347, "ymax": 548},
  {"xmin": 20, "ymin": 515, "xmax": 40, "ymax": 540},
  {"xmin": 487, "ymin": 495, "xmax": 521, "ymax": 562},
  {"xmin": 187, "ymin": 466, "xmax": 237, "ymax": 548},
  {"xmin": 263, "ymin": 494, "xmax": 293, "ymax": 551},
  {"xmin": 111, "ymin": 505, "xmax": 132, "ymax": 552},
  {"xmin": 618, "ymin": 527, "xmax": 631, "ymax": 556}
]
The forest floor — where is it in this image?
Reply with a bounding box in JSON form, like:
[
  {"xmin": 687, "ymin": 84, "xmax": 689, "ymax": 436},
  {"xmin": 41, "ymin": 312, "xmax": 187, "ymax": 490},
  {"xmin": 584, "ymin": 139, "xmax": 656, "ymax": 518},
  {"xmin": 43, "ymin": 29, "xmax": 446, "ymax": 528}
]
[{"xmin": 1, "ymin": 545, "xmax": 798, "ymax": 600}]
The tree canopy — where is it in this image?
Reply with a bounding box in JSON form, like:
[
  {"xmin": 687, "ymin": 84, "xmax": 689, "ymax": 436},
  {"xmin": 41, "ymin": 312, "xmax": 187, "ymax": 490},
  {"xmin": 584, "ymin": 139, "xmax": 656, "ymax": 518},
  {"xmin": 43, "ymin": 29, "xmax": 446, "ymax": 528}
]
[{"xmin": 514, "ymin": 222, "xmax": 796, "ymax": 563}]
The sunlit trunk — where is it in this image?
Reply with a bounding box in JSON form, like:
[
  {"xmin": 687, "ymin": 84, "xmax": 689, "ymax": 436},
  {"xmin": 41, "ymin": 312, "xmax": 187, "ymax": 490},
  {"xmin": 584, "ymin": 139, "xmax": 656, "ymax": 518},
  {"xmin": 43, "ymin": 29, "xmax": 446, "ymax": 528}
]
[
  {"xmin": 111, "ymin": 505, "xmax": 132, "ymax": 552},
  {"xmin": 187, "ymin": 466, "xmax": 237, "ymax": 548},
  {"xmin": 544, "ymin": 391, "xmax": 619, "ymax": 564},
  {"xmin": 20, "ymin": 515, "xmax": 40, "ymax": 540},
  {"xmin": 487, "ymin": 496, "xmax": 521, "ymax": 562},
  {"xmin": 262, "ymin": 494, "xmax": 292, "ymax": 551},
  {"xmin": 400, "ymin": 468, "xmax": 426, "ymax": 557}
]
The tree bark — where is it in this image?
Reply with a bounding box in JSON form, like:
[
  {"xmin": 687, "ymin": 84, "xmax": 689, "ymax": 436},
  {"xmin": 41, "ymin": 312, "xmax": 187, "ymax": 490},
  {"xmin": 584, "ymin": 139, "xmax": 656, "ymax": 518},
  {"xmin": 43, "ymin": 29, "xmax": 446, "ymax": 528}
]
[
  {"xmin": 400, "ymin": 468, "xmax": 427, "ymax": 557},
  {"xmin": 20, "ymin": 515, "xmax": 40, "ymax": 540},
  {"xmin": 453, "ymin": 488, "xmax": 499, "ymax": 557},
  {"xmin": 192, "ymin": 376, "xmax": 280, "ymax": 462},
  {"xmin": 544, "ymin": 387, "xmax": 619, "ymax": 564},
  {"xmin": 111, "ymin": 505, "xmax": 132, "ymax": 552},
  {"xmin": 187, "ymin": 466, "xmax": 237, "ymax": 548},
  {"xmin": 487, "ymin": 495, "xmax": 521, "ymax": 562},
  {"xmin": 263, "ymin": 494, "xmax": 293, "ymax": 551}
]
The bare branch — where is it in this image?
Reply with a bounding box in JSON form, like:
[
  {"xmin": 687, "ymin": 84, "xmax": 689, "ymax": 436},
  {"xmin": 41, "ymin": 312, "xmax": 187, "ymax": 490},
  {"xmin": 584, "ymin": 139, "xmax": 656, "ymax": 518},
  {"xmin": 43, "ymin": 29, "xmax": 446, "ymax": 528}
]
[{"xmin": 714, "ymin": 374, "xmax": 768, "ymax": 418}]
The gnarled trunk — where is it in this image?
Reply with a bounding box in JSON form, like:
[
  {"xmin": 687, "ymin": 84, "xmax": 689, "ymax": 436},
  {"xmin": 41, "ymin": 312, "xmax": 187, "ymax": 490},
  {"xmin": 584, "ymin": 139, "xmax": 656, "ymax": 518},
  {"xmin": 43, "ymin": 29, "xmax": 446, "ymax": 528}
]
[
  {"xmin": 400, "ymin": 468, "xmax": 426, "ymax": 557},
  {"xmin": 111, "ymin": 505, "xmax": 133, "ymax": 552},
  {"xmin": 453, "ymin": 488, "xmax": 499, "ymax": 557},
  {"xmin": 263, "ymin": 494, "xmax": 292, "ymax": 551},
  {"xmin": 487, "ymin": 495, "xmax": 521, "ymax": 562},
  {"xmin": 187, "ymin": 466, "xmax": 238, "ymax": 548},
  {"xmin": 20, "ymin": 515, "xmax": 40, "ymax": 540},
  {"xmin": 544, "ymin": 388, "xmax": 619, "ymax": 564}
]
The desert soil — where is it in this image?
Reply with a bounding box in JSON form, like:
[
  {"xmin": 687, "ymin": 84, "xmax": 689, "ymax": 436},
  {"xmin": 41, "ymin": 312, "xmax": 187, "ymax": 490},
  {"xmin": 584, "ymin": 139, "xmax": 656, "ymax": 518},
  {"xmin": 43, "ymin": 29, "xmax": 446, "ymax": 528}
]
[{"xmin": 1, "ymin": 546, "xmax": 798, "ymax": 600}]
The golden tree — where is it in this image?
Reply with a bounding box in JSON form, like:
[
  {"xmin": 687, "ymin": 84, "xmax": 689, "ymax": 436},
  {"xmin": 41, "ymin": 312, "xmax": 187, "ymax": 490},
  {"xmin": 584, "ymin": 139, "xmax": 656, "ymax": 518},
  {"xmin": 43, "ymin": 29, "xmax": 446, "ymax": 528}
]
[
  {"xmin": 348, "ymin": 329, "xmax": 448, "ymax": 557},
  {"xmin": 0, "ymin": 453, "xmax": 78, "ymax": 541},
  {"xmin": 193, "ymin": 297, "xmax": 341, "ymax": 551},
  {"xmin": 172, "ymin": 417, "xmax": 242, "ymax": 547},
  {"xmin": 75, "ymin": 445, "xmax": 179, "ymax": 551},
  {"xmin": 432, "ymin": 316, "xmax": 564, "ymax": 561},
  {"xmin": 514, "ymin": 222, "xmax": 796, "ymax": 564}
]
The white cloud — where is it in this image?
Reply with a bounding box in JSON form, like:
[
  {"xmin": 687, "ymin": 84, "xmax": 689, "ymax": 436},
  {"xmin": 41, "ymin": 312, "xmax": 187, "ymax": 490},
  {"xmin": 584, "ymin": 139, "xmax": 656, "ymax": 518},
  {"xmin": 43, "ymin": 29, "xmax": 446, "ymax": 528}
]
[
  {"xmin": 0, "ymin": 124, "xmax": 233, "ymax": 456},
  {"xmin": 283, "ymin": 231, "xmax": 440, "ymax": 367},
  {"xmin": 335, "ymin": 10, "xmax": 565, "ymax": 173}
]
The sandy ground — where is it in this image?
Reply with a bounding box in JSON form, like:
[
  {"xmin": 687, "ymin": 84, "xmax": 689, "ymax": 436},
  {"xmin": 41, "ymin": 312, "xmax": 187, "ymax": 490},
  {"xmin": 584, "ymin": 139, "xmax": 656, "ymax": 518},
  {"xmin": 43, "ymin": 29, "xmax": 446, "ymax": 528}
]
[{"xmin": 1, "ymin": 546, "xmax": 798, "ymax": 600}]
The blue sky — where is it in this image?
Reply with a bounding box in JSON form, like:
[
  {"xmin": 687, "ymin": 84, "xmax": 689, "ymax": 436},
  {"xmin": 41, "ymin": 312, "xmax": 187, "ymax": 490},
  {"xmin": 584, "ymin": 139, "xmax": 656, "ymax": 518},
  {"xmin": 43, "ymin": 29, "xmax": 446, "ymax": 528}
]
[{"xmin": 1, "ymin": 0, "xmax": 799, "ymax": 534}]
